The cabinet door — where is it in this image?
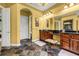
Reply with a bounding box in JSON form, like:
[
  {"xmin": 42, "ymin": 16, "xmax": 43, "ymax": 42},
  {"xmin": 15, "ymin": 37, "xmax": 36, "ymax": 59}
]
[
  {"xmin": 62, "ymin": 42, "xmax": 70, "ymax": 49},
  {"xmin": 72, "ymin": 39, "xmax": 79, "ymax": 54},
  {"xmin": 2, "ymin": 8, "xmax": 10, "ymax": 47},
  {"xmin": 74, "ymin": 40, "xmax": 79, "ymax": 53},
  {"xmin": 71, "ymin": 39, "xmax": 79, "ymax": 54},
  {"xmin": 77, "ymin": 41, "xmax": 79, "ymax": 54}
]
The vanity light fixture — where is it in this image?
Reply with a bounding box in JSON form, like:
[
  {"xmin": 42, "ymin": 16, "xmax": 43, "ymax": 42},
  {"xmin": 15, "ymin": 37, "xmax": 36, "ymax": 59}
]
[
  {"xmin": 64, "ymin": 3, "xmax": 77, "ymax": 9},
  {"xmin": 64, "ymin": 5, "xmax": 68, "ymax": 9},
  {"xmin": 69, "ymin": 3, "xmax": 74, "ymax": 7},
  {"xmin": 48, "ymin": 12, "xmax": 51, "ymax": 15},
  {"xmin": 38, "ymin": 10, "xmax": 54, "ymax": 20},
  {"xmin": 44, "ymin": 15, "xmax": 47, "ymax": 17},
  {"xmin": 46, "ymin": 13, "xmax": 49, "ymax": 16}
]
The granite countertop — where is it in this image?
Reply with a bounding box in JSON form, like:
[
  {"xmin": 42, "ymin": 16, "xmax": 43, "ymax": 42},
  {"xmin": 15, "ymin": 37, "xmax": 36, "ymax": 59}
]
[
  {"xmin": 53, "ymin": 33, "xmax": 60, "ymax": 35},
  {"xmin": 40, "ymin": 30, "xmax": 61, "ymax": 34},
  {"xmin": 62, "ymin": 32, "xmax": 79, "ymax": 35}
]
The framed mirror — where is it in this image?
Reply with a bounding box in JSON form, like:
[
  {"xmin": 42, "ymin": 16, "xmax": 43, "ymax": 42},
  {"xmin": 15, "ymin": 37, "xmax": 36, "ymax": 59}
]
[{"xmin": 63, "ymin": 20, "xmax": 73, "ymax": 31}]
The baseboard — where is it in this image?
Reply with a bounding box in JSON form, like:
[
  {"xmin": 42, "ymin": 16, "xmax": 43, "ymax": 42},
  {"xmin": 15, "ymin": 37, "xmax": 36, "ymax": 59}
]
[
  {"xmin": 2, "ymin": 46, "xmax": 11, "ymax": 49},
  {"xmin": 11, "ymin": 43, "xmax": 20, "ymax": 47},
  {"xmin": 20, "ymin": 38, "xmax": 30, "ymax": 40},
  {"xmin": 2, "ymin": 44, "xmax": 21, "ymax": 49}
]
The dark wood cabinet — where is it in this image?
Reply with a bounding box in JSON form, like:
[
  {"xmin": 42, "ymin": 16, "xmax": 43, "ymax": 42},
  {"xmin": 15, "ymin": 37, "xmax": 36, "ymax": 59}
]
[
  {"xmin": 60, "ymin": 33, "xmax": 79, "ymax": 55},
  {"xmin": 40, "ymin": 30, "xmax": 53, "ymax": 41},
  {"xmin": 62, "ymin": 41, "xmax": 70, "ymax": 49},
  {"xmin": 70, "ymin": 39, "xmax": 79, "ymax": 54}
]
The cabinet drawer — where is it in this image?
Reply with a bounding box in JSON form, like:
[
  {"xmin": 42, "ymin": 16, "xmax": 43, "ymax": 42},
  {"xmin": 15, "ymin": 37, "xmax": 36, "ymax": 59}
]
[
  {"xmin": 72, "ymin": 35, "xmax": 79, "ymax": 40},
  {"xmin": 61, "ymin": 34, "xmax": 71, "ymax": 38},
  {"xmin": 61, "ymin": 38, "xmax": 69, "ymax": 43}
]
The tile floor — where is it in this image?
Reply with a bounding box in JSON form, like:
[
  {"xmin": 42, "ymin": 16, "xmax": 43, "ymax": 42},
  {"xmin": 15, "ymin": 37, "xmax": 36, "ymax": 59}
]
[
  {"xmin": 58, "ymin": 49, "xmax": 78, "ymax": 56},
  {"xmin": 0, "ymin": 39, "xmax": 60, "ymax": 56},
  {"xmin": 1, "ymin": 39, "xmax": 78, "ymax": 56}
]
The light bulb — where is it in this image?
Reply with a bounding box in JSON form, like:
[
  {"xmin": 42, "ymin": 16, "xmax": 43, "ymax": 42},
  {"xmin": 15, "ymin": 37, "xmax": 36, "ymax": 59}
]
[
  {"xmin": 64, "ymin": 5, "xmax": 68, "ymax": 9},
  {"xmin": 69, "ymin": 3, "xmax": 74, "ymax": 7}
]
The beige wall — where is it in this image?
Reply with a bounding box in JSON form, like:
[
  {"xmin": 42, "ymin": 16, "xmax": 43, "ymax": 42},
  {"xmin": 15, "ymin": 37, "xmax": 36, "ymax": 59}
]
[
  {"xmin": 78, "ymin": 16, "xmax": 79, "ymax": 30},
  {"xmin": 0, "ymin": 3, "xmax": 43, "ymax": 45},
  {"xmin": 13, "ymin": 4, "xmax": 42, "ymax": 44}
]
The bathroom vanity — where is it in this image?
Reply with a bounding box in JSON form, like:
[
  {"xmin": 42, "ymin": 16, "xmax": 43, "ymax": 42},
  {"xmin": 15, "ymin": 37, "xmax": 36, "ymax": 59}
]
[
  {"xmin": 60, "ymin": 32, "xmax": 79, "ymax": 55},
  {"xmin": 40, "ymin": 30, "xmax": 53, "ymax": 41}
]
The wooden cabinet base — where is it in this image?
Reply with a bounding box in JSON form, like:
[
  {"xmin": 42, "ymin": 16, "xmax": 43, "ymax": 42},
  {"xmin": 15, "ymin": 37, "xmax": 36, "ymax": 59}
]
[{"xmin": 60, "ymin": 33, "xmax": 79, "ymax": 55}]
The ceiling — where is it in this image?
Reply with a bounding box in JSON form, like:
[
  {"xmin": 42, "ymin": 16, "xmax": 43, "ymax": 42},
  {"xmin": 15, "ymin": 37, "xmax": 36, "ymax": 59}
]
[{"xmin": 27, "ymin": 3, "xmax": 56, "ymax": 11}]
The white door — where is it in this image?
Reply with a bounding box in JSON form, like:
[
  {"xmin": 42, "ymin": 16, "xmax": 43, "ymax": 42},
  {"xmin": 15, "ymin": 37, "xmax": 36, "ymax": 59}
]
[
  {"xmin": 20, "ymin": 16, "xmax": 28, "ymax": 40},
  {"xmin": 2, "ymin": 8, "xmax": 10, "ymax": 47}
]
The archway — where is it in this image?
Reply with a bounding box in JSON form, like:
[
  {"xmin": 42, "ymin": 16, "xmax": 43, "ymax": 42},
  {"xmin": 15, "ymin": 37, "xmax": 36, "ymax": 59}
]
[{"xmin": 20, "ymin": 8, "xmax": 32, "ymax": 46}]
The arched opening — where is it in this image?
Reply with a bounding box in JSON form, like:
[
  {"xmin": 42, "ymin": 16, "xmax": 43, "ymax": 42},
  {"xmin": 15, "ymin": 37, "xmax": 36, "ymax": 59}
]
[{"xmin": 20, "ymin": 8, "xmax": 32, "ymax": 46}]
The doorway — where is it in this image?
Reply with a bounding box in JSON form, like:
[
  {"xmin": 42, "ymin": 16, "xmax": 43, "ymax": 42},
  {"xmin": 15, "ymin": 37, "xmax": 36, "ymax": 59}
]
[
  {"xmin": 20, "ymin": 15, "xmax": 29, "ymax": 40},
  {"xmin": 20, "ymin": 8, "xmax": 32, "ymax": 45}
]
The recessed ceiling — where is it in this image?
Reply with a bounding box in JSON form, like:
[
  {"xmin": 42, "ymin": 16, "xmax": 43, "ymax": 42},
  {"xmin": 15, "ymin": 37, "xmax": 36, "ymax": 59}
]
[{"xmin": 27, "ymin": 3, "xmax": 56, "ymax": 11}]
